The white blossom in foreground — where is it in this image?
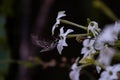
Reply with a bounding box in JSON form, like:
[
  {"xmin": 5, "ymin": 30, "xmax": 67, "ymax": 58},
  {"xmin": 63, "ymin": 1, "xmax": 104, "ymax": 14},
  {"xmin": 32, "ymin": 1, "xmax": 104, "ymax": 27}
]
[
  {"xmin": 81, "ymin": 38, "xmax": 96, "ymax": 58},
  {"xmin": 95, "ymin": 22, "xmax": 120, "ymax": 50},
  {"xmin": 95, "ymin": 22, "xmax": 120, "ymax": 69},
  {"xmin": 52, "ymin": 11, "xmax": 66, "ymax": 35},
  {"xmin": 99, "ymin": 64, "xmax": 120, "ymax": 80},
  {"xmin": 96, "ymin": 46, "xmax": 115, "ymax": 73},
  {"xmin": 97, "ymin": 46, "xmax": 115, "ymax": 66},
  {"xmin": 69, "ymin": 58, "xmax": 81, "ymax": 80},
  {"xmin": 88, "ymin": 21, "xmax": 101, "ymax": 37},
  {"xmin": 57, "ymin": 27, "xmax": 74, "ymax": 54}
]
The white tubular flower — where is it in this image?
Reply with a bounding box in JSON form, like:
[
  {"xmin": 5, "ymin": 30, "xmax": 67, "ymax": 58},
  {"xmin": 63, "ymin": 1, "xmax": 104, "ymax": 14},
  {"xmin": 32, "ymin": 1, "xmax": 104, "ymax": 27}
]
[
  {"xmin": 95, "ymin": 22, "xmax": 120, "ymax": 50},
  {"xmin": 97, "ymin": 46, "xmax": 115, "ymax": 67},
  {"xmin": 52, "ymin": 11, "xmax": 66, "ymax": 35},
  {"xmin": 96, "ymin": 46, "xmax": 115, "ymax": 73},
  {"xmin": 99, "ymin": 64, "xmax": 120, "ymax": 80},
  {"xmin": 57, "ymin": 27, "xmax": 74, "ymax": 54},
  {"xmin": 88, "ymin": 21, "xmax": 101, "ymax": 37},
  {"xmin": 94, "ymin": 22, "xmax": 120, "ymax": 69},
  {"xmin": 69, "ymin": 58, "xmax": 81, "ymax": 80},
  {"xmin": 81, "ymin": 38, "xmax": 96, "ymax": 58}
]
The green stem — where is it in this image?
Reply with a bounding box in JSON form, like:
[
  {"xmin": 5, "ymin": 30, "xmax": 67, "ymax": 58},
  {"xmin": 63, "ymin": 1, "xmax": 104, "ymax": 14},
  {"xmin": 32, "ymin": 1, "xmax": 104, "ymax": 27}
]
[
  {"xmin": 67, "ymin": 34, "xmax": 88, "ymax": 38},
  {"xmin": 78, "ymin": 60, "xmax": 106, "ymax": 70},
  {"xmin": 60, "ymin": 19, "xmax": 87, "ymax": 30},
  {"xmin": 80, "ymin": 63, "xmax": 92, "ymax": 69},
  {"xmin": 94, "ymin": 61, "xmax": 106, "ymax": 70},
  {"xmin": 93, "ymin": 0, "xmax": 118, "ymax": 21},
  {"xmin": 87, "ymin": 29, "xmax": 89, "ymax": 36}
]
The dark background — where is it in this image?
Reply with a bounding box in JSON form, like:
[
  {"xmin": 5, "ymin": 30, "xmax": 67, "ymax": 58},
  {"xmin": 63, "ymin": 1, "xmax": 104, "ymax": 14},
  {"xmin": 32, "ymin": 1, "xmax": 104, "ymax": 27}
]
[{"xmin": 0, "ymin": 0, "xmax": 120, "ymax": 80}]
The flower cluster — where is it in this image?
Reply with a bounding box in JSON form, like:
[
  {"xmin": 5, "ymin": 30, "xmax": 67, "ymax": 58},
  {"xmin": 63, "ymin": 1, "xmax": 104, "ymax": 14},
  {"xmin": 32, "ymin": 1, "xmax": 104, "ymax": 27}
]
[{"xmin": 41, "ymin": 11, "xmax": 120, "ymax": 80}]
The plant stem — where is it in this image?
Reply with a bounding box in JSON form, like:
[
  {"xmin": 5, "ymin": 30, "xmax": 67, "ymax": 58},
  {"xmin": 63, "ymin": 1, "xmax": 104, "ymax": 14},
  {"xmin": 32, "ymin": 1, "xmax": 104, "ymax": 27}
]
[
  {"xmin": 67, "ymin": 34, "xmax": 88, "ymax": 38},
  {"xmin": 80, "ymin": 63, "xmax": 92, "ymax": 69},
  {"xmin": 94, "ymin": 61, "xmax": 106, "ymax": 70},
  {"xmin": 93, "ymin": 0, "xmax": 118, "ymax": 21},
  {"xmin": 60, "ymin": 19, "xmax": 87, "ymax": 30}
]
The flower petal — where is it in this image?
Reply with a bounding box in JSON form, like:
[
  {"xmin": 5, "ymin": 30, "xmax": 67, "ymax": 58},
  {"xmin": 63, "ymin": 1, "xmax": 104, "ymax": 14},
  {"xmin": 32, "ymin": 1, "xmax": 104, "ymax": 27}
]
[
  {"xmin": 88, "ymin": 21, "xmax": 97, "ymax": 30},
  {"xmin": 57, "ymin": 11, "xmax": 66, "ymax": 19},
  {"xmin": 91, "ymin": 47, "xmax": 96, "ymax": 53},
  {"xmin": 57, "ymin": 42, "xmax": 63, "ymax": 54},
  {"xmin": 69, "ymin": 70, "xmax": 80, "ymax": 80},
  {"xmin": 81, "ymin": 47, "xmax": 88, "ymax": 54},
  {"xmin": 61, "ymin": 39, "xmax": 68, "ymax": 46},
  {"xmin": 57, "ymin": 39, "xmax": 68, "ymax": 54},
  {"xmin": 113, "ymin": 21, "xmax": 120, "ymax": 36},
  {"xmin": 51, "ymin": 11, "xmax": 66, "ymax": 35},
  {"xmin": 70, "ymin": 61, "xmax": 81, "ymax": 80},
  {"xmin": 89, "ymin": 39, "xmax": 95, "ymax": 46},
  {"xmin": 64, "ymin": 29, "xmax": 74, "ymax": 36},
  {"xmin": 88, "ymin": 21, "xmax": 100, "ymax": 37},
  {"xmin": 96, "ymin": 66, "xmax": 101, "ymax": 73},
  {"xmin": 52, "ymin": 23, "xmax": 57, "ymax": 35},
  {"xmin": 83, "ymin": 39, "xmax": 89, "ymax": 47},
  {"xmin": 60, "ymin": 27, "xmax": 64, "ymax": 35}
]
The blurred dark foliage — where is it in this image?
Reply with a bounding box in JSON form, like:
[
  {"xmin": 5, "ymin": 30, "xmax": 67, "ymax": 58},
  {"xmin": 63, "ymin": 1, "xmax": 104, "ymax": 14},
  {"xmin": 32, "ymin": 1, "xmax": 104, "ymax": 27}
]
[{"xmin": 0, "ymin": 0, "xmax": 120, "ymax": 80}]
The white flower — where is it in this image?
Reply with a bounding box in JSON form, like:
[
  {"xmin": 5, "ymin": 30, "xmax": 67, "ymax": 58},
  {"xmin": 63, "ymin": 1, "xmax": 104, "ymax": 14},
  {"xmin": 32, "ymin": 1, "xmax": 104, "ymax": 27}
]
[
  {"xmin": 97, "ymin": 46, "xmax": 115, "ymax": 67},
  {"xmin": 94, "ymin": 22, "xmax": 120, "ymax": 69},
  {"xmin": 81, "ymin": 38, "xmax": 96, "ymax": 58},
  {"xmin": 52, "ymin": 11, "xmax": 66, "ymax": 35},
  {"xmin": 57, "ymin": 27, "xmax": 74, "ymax": 54},
  {"xmin": 88, "ymin": 21, "xmax": 101, "ymax": 37},
  {"xmin": 69, "ymin": 58, "xmax": 81, "ymax": 80},
  {"xmin": 96, "ymin": 46, "xmax": 115, "ymax": 73},
  {"xmin": 99, "ymin": 64, "xmax": 120, "ymax": 80},
  {"xmin": 95, "ymin": 21, "xmax": 120, "ymax": 50}
]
